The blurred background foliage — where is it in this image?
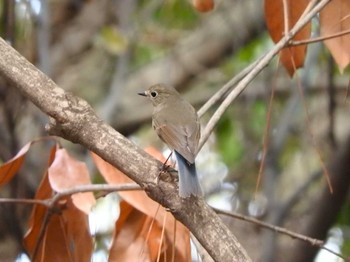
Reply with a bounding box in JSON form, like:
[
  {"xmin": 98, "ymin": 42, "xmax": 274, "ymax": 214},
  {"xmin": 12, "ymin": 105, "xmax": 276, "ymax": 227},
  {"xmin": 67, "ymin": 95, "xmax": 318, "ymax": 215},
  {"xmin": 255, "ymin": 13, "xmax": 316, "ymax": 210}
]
[{"xmin": 0, "ymin": 0, "xmax": 350, "ymax": 261}]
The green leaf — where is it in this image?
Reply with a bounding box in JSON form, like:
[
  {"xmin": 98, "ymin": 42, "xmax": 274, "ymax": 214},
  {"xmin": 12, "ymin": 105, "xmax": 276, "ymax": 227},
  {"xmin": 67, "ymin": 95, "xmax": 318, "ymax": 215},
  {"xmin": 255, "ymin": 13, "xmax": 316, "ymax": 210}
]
[
  {"xmin": 154, "ymin": 0, "xmax": 198, "ymax": 29},
  {"xmin": 96, "ymin": 26, "xmax": 128, "ymax": 55}
]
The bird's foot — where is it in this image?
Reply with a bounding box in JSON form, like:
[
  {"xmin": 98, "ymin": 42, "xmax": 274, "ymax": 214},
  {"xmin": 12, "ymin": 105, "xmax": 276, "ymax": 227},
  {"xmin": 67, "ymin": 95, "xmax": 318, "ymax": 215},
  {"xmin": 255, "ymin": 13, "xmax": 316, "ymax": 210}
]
[{"xmin": 156, "ymin": 164, "xmax": 177, "ymax": 184}]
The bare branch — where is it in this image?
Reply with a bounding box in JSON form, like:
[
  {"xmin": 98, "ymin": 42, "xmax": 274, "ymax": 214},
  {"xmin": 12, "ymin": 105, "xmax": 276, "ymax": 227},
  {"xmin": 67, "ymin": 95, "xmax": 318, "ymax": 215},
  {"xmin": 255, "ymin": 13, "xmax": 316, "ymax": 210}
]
[
  {"xmin": 0, "ymin": 37, "xmax": 251, "ymax": 262},
  {"xmin": 213, "ymin": 208, "xmax": 349, "ymax": 261},
  {"xmin": 0, "ymin": 183, "xmax": 141, "ymax": 207},
  {"xmin": 198, "ymin": 0, "xmax": 331, "ymax": 154},
  {"xmin": 290, "ymin": 28, "xmax": 350, "ymax": 46}
]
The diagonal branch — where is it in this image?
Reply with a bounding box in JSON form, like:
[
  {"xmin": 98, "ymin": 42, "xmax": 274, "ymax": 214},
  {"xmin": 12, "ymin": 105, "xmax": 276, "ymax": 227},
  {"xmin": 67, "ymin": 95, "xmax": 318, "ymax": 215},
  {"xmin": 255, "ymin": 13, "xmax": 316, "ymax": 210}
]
[
  {"xmin": 0, "ymin": 37, "xmax": 251, "ymax": 262},
  {"xmin": 198, "ymin": 0, "xmax": 331, "ymax": 152},
  {"xmin": 0, "ymin": 1, "xmax": 332, "ymax": 260}
]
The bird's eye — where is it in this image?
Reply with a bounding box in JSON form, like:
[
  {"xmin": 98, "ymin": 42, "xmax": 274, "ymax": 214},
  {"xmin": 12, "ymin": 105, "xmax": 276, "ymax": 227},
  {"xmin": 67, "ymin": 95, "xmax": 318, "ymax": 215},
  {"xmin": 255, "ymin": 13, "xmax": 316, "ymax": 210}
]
[{"xmin": 150, "ymin": 91, "xmax": 158, "ymax": 98}]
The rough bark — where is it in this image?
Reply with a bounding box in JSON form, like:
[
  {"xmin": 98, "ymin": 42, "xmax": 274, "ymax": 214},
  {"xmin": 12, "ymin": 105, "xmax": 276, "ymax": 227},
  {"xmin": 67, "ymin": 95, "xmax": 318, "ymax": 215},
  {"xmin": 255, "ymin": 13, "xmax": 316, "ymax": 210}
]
[{"xmin": 0, "ymin": 37, "xmax": 251, "ymax": 261}]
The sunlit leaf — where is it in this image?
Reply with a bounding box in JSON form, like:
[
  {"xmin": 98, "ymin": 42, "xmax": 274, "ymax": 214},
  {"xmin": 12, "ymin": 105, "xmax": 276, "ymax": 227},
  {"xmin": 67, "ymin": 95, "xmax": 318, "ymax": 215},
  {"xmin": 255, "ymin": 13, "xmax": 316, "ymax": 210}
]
[{"xmin": 48, "ymin": 148, "xmax": 96, "ymax": 214}]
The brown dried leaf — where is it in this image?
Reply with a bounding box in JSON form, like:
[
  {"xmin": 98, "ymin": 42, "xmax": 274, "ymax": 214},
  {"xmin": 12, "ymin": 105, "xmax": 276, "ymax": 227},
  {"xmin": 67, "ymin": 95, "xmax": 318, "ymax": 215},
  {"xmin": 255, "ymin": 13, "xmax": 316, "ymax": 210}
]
[
  {"xmin": 35, "ymin": 212, "xmax": 70, "ymax": 262},
  {"xmin": 109, "ymin": 201, "xmax": 152, "ymax": 262},
  {"xmin": 0, "ymin": 142, "xmax": 32, "ymax": 186},
  {"xmin": 265, "ymin": 0, "xmax": 311, "ymax": 76},
  {"xmin": 0, "ymin": 137, "xmax": 58, "ymax": 186},
  {"xmin": 24, "ymin": 146, "xmax": 93, "ymax": 262},
  {"xmin": 23, "ymin": 146, "xmax": 57, "ymax": 255},
  {"xmin": 92, "ymin": 148, "xmax": 191, "ymax": 261},
  {"xmin": 25, "ymin": 198, "xmax": 93, "ymax": 262},
  {"xmin": 48, "ymin": 148, "xmax": 96, "ymax": 214},
  {"xmin": 110, "ymin": 201, "xmax": 188, "ymax": 262},
  {"xmin": 91, "ymin": 148, "xmax": 162, "ymax": 219},
  {"xmin": 62, "ymin": 199, "xmax": 94, "ymax": 262},
  {"xmin": 320, "ymin": 0, "xmax": 350, "ymax": 72}
]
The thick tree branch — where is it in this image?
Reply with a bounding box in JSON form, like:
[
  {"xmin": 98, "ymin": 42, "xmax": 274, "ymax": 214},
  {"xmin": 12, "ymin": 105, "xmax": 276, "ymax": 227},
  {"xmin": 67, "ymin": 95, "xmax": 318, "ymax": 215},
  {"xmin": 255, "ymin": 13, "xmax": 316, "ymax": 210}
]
[{"xmin": 0, "ymin": 38, "xmax": 251, "ymax": 262}]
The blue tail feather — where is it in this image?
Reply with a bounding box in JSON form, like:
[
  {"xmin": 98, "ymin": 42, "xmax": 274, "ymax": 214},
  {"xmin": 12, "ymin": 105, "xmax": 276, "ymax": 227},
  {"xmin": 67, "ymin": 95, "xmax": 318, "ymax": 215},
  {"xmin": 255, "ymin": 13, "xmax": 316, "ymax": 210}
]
[{"xmin": 174, "ymin": 151, "xmax": 203, "ymax": 197}]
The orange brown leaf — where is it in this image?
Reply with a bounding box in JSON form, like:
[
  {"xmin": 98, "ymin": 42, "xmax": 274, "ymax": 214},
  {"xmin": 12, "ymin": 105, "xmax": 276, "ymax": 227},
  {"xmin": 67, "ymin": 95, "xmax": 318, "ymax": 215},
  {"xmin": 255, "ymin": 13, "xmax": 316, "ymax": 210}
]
[
  {"xmin": 24, "ymin": 146, "xmax": 93, "ymax": 261},
  {"xmin": 48, "ymin": 148, "xmax": 96, "ymax": 214},
  {"xmin": 0, "ymin": 137, "xmax": 58, "ymax": 187},
  {"xmin": 110, "ymin": 200, "xmax": 190, "ymax": 262},
  {"xmin": 320, "ymin": 0, "xmax": 350, "ymax": 72},
  {"xmin": 92, "ymin": 148, "xmax": 191, "ymax": 261},
  {"xmin": 265, "ymin": 0, "xmax": 311, "ymax": 76},
  {"xmin": 0, "ymin": 142, "xmax": 32, "ymax": 186},
  {"xmin": 91, "ymin": 148, "xmax": 162, "ymax": 218},
  {"xmin": 109, "ymin": 201, "xmax": 152, "ymax": 261},
  {"xmin": 192, "ymin": 0, "xmax": 214, "ymax": 13},
  {"xmin": 23, "ymin": 146, "xmax": 57, "ymax": 256},
  {"xmin": 25, "ymin": 197, "xmax": 93, "ymax": 262}
]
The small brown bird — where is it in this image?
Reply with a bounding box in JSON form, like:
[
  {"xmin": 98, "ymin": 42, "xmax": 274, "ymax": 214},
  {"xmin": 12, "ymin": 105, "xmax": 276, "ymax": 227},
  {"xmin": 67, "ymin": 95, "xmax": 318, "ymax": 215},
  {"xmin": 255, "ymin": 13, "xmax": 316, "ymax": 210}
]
[{"xmin": 138, "ymin": 84, "xmax": 203, "ymax": 197}]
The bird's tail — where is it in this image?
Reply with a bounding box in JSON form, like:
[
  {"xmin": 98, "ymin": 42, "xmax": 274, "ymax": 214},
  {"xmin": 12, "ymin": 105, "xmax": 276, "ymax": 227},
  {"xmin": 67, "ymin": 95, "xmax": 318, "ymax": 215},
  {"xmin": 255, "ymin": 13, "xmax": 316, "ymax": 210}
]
[{"xmin": 174, "ymin": 151, "xmax": 203, "ymax": 198}]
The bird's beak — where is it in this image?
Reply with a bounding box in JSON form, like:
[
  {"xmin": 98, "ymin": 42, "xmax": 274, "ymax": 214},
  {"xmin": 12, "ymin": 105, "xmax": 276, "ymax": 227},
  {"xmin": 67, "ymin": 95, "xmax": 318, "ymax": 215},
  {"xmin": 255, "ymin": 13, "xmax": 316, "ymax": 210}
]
[{"xmin": 138, "ymin": 91, "xmax": 147, "ymax": 97}]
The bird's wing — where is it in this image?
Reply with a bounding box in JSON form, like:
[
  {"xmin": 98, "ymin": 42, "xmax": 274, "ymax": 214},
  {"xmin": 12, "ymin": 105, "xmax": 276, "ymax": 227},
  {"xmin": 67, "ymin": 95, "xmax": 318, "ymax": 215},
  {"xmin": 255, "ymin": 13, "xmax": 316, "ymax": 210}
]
[
  {"xmin": 186, "ymin": 119, "xmax": 200, "ymax": 159},
  {"xmin": 152, "ymin": 118, "xmax": 198, "ymax": 164}
]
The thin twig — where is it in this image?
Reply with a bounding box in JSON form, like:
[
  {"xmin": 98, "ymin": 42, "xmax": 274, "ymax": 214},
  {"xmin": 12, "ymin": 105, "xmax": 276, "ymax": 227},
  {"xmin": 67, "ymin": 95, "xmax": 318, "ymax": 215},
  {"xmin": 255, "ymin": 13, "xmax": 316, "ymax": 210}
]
[
  {"xmin": 0, "ymin": 183, "xmax": 142, "ymax": 207},
  {"xmin": 0, "ymin": 183, "xmax": 142, "ymax": 260},
  {"xmin": 282, "ymin": 0, "xmax": 290, "ymax": 37},
  {"xmin": 255, "ymin": 83, "xmax": 276, "ymax": 195},
  {"xmin": 212, "ymin": 207, "xmax": 323, "ymax": 245},
  {"xmin": 156, "ymin": 212, "xmax": 167, "ymax": 262},
  {"xmin": 293, "ymin": 64, "xmax": 333, "ymax": 193},
  {"xmin": 32, "ymin": 207, "xmax": 53, "ymax": 261},
  {"xmin": 197, "ymin": 56, "xmax": 264, "ymax": 118},
  {"xmin": 198, "ymin": 0, "xmax": 332, "ymax": 153},
  {"xmin": 0, "ymin": 198, "xmax": 47, "ymax": 206},
  {"xmin": 49, "ymin": 183, "xmax": 141, "ymax": 205},
  {"xmin": 299, "ymin": 0, "xmax": 318, "ymax": 20},
  {"xmin": 29, "ymin": 183, "xmax": 141, "ymax": 260},
  {"xmin": 142, "ymin": 204, "xmax": 161, "ymax": 257},
  {"xmin": 290, "ymin": 28, "xmax": 350, "ymax": 46},
  {"xmin": 212, "ymin": 207, "xmax": 349, "ymax": 261}
]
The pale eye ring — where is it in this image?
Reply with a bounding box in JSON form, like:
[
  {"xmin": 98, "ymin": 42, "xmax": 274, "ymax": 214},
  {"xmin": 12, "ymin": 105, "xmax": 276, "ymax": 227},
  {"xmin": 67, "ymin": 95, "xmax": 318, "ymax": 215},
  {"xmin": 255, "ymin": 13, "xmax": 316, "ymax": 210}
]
[{"xmin": 150, "ymin": 91, "xmax": 158, "ymax": 98}]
